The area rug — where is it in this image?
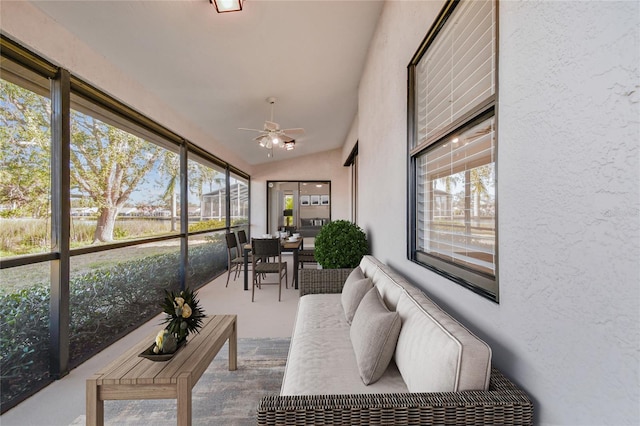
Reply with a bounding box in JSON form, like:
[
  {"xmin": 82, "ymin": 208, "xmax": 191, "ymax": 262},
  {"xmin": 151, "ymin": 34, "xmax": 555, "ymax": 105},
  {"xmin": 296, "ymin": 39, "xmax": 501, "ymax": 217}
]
[{"xmin": 70, "ymin": 338, "xmax": 290, "ymax": 426}]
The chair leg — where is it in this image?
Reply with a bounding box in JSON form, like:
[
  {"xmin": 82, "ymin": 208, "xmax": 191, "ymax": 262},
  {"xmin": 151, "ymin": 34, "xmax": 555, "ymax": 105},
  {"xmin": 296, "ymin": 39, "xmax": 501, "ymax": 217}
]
[
  {"xmin": 251, "ymin": 274, "xmax": 256, "ymax": 302},
  {"xmin": 226, "ymin": 266, "xmax": 231, "ymax": 287},
  {"xmin": 278, "ymin": 276, "xmax": 282, "ymax": 302}
]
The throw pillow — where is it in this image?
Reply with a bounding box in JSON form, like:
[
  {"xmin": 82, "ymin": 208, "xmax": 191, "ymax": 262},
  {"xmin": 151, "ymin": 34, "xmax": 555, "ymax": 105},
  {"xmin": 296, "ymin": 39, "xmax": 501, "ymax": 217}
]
[
  {"xmin": 350, "ymin": 287, "xmax": 402, "ymax": 385},
  {"xmin": 341, "ymin": 268, "xmax": 372, "ymax": 324},
  {"xmin": 344, "ymin": 265, "xmax": 365, "ymax": 286}
]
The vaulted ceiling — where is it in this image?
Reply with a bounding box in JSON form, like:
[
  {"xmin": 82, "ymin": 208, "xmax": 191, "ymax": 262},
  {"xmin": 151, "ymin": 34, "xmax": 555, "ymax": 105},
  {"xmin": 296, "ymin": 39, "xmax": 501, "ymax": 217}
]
[{"xmin": 31, "ymin": 0, "xmax": 384, "ymax": 165}]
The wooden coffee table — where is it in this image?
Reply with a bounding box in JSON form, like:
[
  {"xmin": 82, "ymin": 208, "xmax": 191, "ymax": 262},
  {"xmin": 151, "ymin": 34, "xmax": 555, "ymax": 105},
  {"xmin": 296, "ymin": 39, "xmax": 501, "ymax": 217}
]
[{"xmin": 86, "ymin": 315, "xmax": 237, "ymax": 426}]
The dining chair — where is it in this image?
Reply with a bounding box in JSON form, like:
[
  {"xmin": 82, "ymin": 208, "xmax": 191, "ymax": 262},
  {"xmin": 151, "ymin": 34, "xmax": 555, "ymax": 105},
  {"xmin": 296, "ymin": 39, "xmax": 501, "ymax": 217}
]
[
  {"xmin": 236, "ymin": 228, "xmax": 262, "ymax": 279},
  {"xmin": 298, "ymin": 248, "xmax": 316, "ymax": 269},
  {"xmin": 251, "ymin": 238, "xmax": 288, "ymax": 302},
  {"xmin": 237, "ymin": 229, "xmax": 248, "ymax": 247},
  {"xmin": 225, "ymin": 233, "xmax": 244, "ymax": 287},
  {"xmin": 236, "ymin": 229, "xmax": 251, "ymax": 267},
  {"xmin": 238, "ymin": 229, "xmax": 270, "ymax": 276}
]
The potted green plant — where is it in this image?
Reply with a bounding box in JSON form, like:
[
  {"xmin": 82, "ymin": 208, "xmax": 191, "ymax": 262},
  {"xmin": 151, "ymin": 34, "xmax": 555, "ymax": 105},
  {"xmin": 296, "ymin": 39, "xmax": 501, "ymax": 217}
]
[{"xmin": 314, "ymin": 220, "xmax": 369, "ymax": 269}]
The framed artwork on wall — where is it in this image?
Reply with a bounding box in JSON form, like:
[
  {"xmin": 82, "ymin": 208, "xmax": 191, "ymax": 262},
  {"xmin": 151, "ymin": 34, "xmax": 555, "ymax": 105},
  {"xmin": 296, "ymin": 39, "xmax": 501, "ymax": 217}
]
[
  {"xmin": 311, "ymin": 195, "xmax": 320, "ymax": 205},
  {"xmin": 321, "ymin": 195, "xmax": 330, "ymax": 206},
  {"xmin": 300, "ymin": 195, "xmax": 310, "ymax": 206}
]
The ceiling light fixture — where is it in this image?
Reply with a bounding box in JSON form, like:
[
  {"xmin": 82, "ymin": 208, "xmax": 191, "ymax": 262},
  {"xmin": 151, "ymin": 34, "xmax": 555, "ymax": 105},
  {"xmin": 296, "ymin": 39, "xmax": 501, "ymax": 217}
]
[
  {"xmin": 239, "ymin": 97, "xmax": 305, "ymax": 158},
  {"xmin": 210, "ymin": 0, "xmax": 243, "ymax": 13}
]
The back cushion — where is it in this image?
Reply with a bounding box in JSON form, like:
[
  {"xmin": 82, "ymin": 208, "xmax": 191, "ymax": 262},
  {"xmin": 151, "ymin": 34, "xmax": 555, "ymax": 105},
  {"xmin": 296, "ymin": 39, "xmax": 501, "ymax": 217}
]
[
  {"xmin": 371, "ymin": 268, "xmax": 405, "ymax": 311},
  {"xmin": 394, "ymin": 291, "xmax": 492, "ymax": 392},
  {"xmin": 359, "ymin": 255, "xmax": 379, "ymax": 279},
  {"xmin": 360, "ymin": 256, "xmax": 422, "ymax": 311}
]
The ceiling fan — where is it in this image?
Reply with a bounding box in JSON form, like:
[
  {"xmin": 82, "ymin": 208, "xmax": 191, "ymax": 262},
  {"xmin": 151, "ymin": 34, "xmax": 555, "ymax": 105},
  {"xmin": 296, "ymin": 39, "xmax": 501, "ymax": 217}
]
[{"xmin": 239, "ymin": 97, "xmax": 305, "ymax": 156}]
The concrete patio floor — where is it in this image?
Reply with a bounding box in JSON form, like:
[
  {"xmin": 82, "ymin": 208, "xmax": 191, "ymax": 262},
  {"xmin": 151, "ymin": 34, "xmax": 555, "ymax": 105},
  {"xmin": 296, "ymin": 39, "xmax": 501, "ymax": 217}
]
[{"xmin": 0, "ymin": 257, "xmax": 301, "ymax": 426}]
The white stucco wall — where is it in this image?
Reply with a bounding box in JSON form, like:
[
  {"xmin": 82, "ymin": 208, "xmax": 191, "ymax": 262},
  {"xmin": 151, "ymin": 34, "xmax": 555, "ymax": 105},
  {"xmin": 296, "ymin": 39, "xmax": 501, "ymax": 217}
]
[
  {"xmin": 357, "ymin": 1, "xmax": 639, "ymax": 425},
  {"xmin": 341, "ymin": 114, "xmax": 359, "ymax": 164},
  {"xmin": 250, "ymin": 148, "xmax": 350, "ymax": 238}
]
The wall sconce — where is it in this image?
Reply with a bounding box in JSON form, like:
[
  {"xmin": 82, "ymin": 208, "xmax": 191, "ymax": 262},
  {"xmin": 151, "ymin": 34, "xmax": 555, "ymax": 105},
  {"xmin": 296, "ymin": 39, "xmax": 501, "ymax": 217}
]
[{"xmin": 210, "ymin": 0, "xmax": 243, "ymax": 13}]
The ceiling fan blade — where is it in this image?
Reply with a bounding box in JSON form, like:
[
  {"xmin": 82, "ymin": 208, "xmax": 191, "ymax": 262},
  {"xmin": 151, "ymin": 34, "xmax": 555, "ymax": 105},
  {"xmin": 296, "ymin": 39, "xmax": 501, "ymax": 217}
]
[
  {"xmin": 253, "ymin": 134, "xmax": 268, "ymax": 142},
  {"xmin": 279, "ymin": 134, "xmax": 294, "ymax": 143},
  {"xmin": 238, "ymin": 127, "xmax": 264, "ymax": 132},
  {"xmin": 264, "ymin": 121, "xmax": 280, "ymax": 131},
  {"xmin": 281, "ymin": 128, "xmax": 305, "ymax": 135}
]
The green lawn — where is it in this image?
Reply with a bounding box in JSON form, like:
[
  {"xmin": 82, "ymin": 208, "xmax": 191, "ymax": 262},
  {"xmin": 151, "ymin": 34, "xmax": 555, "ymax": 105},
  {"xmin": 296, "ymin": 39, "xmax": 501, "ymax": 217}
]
[{"xmin": 0, "ymin": 240, "xmax": 182, "ymax": 294}]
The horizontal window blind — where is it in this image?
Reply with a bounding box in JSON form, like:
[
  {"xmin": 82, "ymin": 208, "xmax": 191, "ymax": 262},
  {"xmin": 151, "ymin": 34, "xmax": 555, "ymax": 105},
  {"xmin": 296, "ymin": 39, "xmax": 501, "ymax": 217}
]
[
  {"xmin": 417, "ymin": 116, "xmax": 495, "ymax": 276},
  {"xmin": 409, "ymin": 0, "xmax": 498, "ymax": 300},
  {"xmin": 414, "ymin": 0, "xmax": 495, "ymax": 149}
]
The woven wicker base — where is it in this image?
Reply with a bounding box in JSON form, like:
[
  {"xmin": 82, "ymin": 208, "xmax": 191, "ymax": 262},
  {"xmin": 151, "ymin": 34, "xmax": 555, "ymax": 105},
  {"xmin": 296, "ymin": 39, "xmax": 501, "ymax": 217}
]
[{"xmin": 257, "ymin": 368, "xmax": 533, "ymax": 425}]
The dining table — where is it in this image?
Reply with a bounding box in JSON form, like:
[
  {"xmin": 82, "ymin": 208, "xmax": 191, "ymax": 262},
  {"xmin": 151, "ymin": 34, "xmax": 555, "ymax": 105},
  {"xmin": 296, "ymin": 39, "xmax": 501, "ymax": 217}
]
[{"xmin": 243, "ymin": 237, "xmax": 304, "ymax": 291}]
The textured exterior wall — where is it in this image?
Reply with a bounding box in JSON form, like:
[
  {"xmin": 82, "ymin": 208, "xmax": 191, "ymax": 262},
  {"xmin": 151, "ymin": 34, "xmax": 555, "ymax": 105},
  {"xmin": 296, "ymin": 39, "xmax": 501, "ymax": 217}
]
[
  {"xmin": 341, "ymin": 114, "xmax": 358, "ymax": 164},
  {"xmin": 357, "ymin": 1, "xmax": 639, "ymax": 425}
]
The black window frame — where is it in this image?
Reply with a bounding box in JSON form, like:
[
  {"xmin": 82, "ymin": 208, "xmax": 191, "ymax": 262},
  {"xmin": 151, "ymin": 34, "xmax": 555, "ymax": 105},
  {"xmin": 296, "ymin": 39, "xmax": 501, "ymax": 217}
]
[
  {"xmin": 407, "ymin": 0, "xmax": 499, "ymax": 302},
  {"xmin": 0, "ymin": 34, "xmax": 251, "ymax": 411}
]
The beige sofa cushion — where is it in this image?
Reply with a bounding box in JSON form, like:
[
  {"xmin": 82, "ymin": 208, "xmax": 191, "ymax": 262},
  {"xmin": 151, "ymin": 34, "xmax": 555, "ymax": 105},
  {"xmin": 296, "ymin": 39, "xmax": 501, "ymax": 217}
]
[
  {"xmin": 394, "ymin": 291, "xmax": 492, "ymax": 392},
  {"xmin": 345, "ymin": 265, "xmax": 365, "ymax": 283},
  {"xmin": 281, "ymin": 294, "xmax": 409, "ymax": 395},
  {"xmin": 351, "ymin": 287, "xmax": 402, "ymax": 385},
  {"xmin": 360, "ymin": 255, "xmax": 413, "ymax": 311},
  {"xmin": 371, "ymin": 267, "xmax": 406, "ymax": 311},
  {"xmin": 358, "ymin": 255, "xmax": 379, "ymax": 279},
  {"xmin": 341, "ymin": 268, "xmax": 373, "ymax": 324}
]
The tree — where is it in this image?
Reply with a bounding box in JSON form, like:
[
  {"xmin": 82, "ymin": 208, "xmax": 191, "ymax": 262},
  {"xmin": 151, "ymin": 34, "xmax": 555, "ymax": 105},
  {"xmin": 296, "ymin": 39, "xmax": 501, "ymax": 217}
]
[
  {"xmin": 214, "ymin": 176, "xmax": 224, "ymax": 219},
  {"xmin": 2, "ymin": 80, "xmax": 163, "ymax": 243},
  {"xmin": 70, "ymin": 112, "xmax": 161, "ymax": 242},
  {"xmin": 0, "ymin": 80, "xmax": 51, "ymax": 218},
  {"xmin": 187, "ymin": 160, "xmax": 216, "ymax": 220},
  {"xmin": 470, "ymin": 164, "xmax": 494, "ymax": 217},
  {"xmin": 159, "ymin": 151, "xmax": 180, "ymax": 232}
]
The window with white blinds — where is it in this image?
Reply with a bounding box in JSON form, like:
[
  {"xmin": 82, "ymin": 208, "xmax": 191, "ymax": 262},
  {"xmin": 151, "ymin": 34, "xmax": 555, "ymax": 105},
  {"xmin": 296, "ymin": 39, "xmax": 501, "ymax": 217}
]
[
  {"xmin": 413, "ymin": 0, "xmax": 495, "ymax": 150},
  {"xmin": 409, "ymin": 0, "xmax": 498, "ymax": 301},
  {"xmin": 416, "ymin": 116, "xmax": 496, "ymax": 276}
]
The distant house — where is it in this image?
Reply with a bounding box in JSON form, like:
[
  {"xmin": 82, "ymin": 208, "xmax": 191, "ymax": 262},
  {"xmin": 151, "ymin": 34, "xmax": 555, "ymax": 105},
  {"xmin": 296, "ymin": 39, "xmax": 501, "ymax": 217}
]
[
  {"xmin": 151, "ymin": 209, "xmax": 171, "ymax": 218},
  {"xmin": 432, "ymin": 189, "xmax": 452, "ymax": 218},
  {"xmin": 70, "ymin": 207, "xmax": 98, "ymax": 217},
  {"xmin": 201, "ymin": 182, "xmax": 248, "ymax": 220},
  {"xmin": 118, "ymin": 207, "xmax": 138, "ymax": 217}
]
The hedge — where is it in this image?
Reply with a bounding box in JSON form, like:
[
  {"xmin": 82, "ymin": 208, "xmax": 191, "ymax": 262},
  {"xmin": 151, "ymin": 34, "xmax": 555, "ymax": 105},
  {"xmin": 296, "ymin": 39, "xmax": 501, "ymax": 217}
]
[{"xmin": 0, "ymin": 240, "xmax": 227, "ymax": 412}]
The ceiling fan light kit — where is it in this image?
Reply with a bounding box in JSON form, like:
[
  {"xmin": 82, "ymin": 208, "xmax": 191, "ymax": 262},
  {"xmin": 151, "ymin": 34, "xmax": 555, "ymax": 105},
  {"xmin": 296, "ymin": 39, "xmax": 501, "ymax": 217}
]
[
  {"xmin": 210, "ymin": 0, "xmax": 243, "ymax": 13},
  {"xmin": 239, "ymin": 97, "xmax": 305, "ymax": 158}
]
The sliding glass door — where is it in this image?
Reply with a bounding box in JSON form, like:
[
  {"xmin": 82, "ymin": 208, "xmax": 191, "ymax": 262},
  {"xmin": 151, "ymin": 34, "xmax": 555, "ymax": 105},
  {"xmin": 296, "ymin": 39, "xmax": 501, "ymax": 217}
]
[{"xmin": 266, "ymin": 181, "xmax": 330, "ymax": 238}]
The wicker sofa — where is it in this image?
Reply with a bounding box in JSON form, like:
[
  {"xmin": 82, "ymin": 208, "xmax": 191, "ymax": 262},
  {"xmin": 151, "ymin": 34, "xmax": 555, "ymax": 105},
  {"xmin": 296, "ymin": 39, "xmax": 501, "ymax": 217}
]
[{"xmin": 257, "ymin": 256, "xmax": 533, "ymax": 425}]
